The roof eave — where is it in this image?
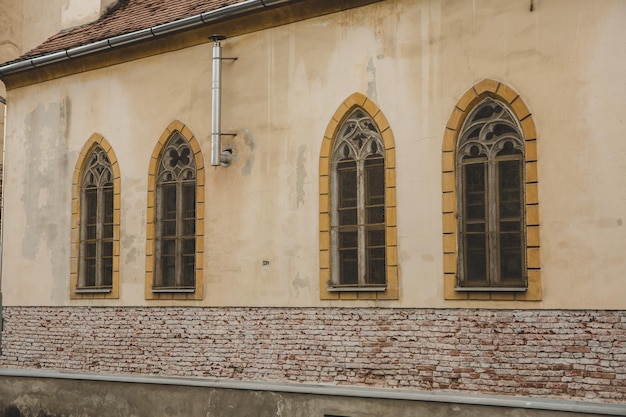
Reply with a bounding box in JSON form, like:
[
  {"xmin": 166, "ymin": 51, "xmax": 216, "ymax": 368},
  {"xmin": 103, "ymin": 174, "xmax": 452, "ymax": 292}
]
[{"xmin": 0, "ymin": 0, "xmax": 289, "ymax": 78}]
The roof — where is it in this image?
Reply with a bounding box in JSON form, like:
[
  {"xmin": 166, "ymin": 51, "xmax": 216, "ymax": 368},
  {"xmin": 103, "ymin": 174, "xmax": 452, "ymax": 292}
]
[
  {"xmin": 1, "ymin": 0, "xmax": 377, "ymax": 79},
  {"xmin": 21, "ymin": 0, "xmax": 244, "ymax": 61}
]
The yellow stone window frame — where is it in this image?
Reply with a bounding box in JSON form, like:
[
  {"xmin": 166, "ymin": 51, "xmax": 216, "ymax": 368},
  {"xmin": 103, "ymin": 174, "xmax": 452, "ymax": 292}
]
[
  {"xmin": 70, "ymin": 133, "xmax": 121, "ymax": 299},
  {"xmin": 145, "ymin": 120, "xmax": 205, "ymax": 301},
  {"xmin": 319, "ymin": 93, "xmax": 399, "ymax": 300},
  {"xmin": 443, "ymin": 80, "xmax": 541, "ymax": 301}
]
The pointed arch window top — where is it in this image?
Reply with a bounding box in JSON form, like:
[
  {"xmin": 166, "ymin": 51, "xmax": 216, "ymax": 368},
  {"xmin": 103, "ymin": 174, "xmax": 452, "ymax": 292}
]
[
  {"xmin": 82, "ymin": 145, "xmax": 113, "ymax": 189},
  {"xmin": 458, "ymin": 98, "xmax": 524, "ymax": 160},
  {"xmin": 158, "ymin": 133, "xmax": 196, "ymax": 183},
  {"xmin": 332, "ymin": 108, "xmax": 385, "ymax": 162}
]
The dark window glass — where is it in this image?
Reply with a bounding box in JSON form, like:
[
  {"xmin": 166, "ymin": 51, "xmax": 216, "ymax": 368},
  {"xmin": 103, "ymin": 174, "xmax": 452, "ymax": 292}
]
[
  {"xmin": 457, "ymin": 99, "xmax": 526, "ymax": 288},
  {"xmin": 463, "ymin": 161, "xmax": 486, "ymax": 222},
  {"xmin": 366, "ymin": 229, "xmax": 386, "ymax": 285},
  {"xmin": 79, "ymin": 146, "xmax": 114, "ymax": 290},
  {"xmin": 365, "ymin": 156, "xmax": 385, "ymax": 225},
  {"xmin": 337, "ymin": 159, "xmax": 358, "ymax": 226},
  {"xmin": 339, "ymin": 248, "xmax": 359, "ymax": 285},
  {"xmin": 155, "ymin": 133, "xmax": 197, "ymax": 291},
  {"xmin": 331, "ymin": 109, "xmax": 386, "ymax": 288}
]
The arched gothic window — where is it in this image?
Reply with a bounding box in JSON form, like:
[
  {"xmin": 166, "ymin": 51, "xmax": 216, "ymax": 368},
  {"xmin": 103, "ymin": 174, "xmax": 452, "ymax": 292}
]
[
  {"xmin": 154, "ymin": 132, "xmax": 197, "ymax": 290},
  {"xmin": 457, "ymin": 97, "xmax": 526, "ymax": 289},
  {"xmin": 79, "ymin": 145, "xmax": 114, "ymax": 290},
  {"xmin": 330, "ymin": 108, "xmax": 386, "ymax": 288}
]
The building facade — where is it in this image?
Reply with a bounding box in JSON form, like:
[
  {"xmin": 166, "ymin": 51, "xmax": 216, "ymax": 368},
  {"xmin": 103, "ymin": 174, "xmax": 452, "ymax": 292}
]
[{"xmin": 0, "ymin": 0, "xmax": 624, "ymax": 416}]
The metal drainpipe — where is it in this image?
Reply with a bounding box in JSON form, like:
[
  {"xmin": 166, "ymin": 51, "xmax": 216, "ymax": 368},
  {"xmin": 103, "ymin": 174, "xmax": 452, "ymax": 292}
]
[
  {"xmin": 0, "ymin": 95, "xmax": 5, "ymax": 351},
  {"xmin": 210, "ymin": 35, "xmax": 234, "ymax": 167}
]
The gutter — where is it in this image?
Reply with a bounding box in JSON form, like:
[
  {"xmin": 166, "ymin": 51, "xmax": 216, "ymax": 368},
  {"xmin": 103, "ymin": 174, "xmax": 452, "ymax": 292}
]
[
  {"xmin": 0, "ymin": 0, "xmax": 295, "ymax": 77},
  {"xmin": 0, "ymin": 369, "xmax": 624, "ymax": 416}
]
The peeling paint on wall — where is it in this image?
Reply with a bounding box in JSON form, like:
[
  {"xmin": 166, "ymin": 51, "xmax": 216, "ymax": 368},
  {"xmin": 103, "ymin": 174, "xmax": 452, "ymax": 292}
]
[
  {"xmin": 295, "ymin": 145, "xmax": 307, "ymax": 208},
  {"xmin": 241, "ymin": 129, "xmax": 256, "ymax": 177},
  {"xmin": 21, "ymin": 98, "xmax": 71, "ymax": 303},
  {"xmin": 366, "ymin": 56, "xmax": 377, "ymax": 102}
]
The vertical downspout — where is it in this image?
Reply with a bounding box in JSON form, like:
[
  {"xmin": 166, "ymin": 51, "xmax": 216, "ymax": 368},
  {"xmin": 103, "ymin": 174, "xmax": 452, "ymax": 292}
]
[
  {"xmin": 211, "ymin": 35, "xmax": 233, "ymax": 167},
  {"xmin": 0, "ymin": 95, "xmax": 5, "ymax": 352}
]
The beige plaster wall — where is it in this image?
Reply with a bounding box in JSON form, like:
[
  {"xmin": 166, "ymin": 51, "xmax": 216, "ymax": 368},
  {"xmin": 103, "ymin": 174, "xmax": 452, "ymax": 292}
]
[
  {"xmin": 0, "ymin": 0, "xmax": 23, "ymax": 163},
  {"xmin": 2, "ymin": 0, "xmax": 626, "ymax": 309},
  {"xmin": 60, "ymin": 0, "xmax": 118, "ymax": 31},
  {"xmin": 0, "ymin": 0, "xmax": 68, "ymax": 179},
  {"xmin": 21, "ymin": 0, "xmax": 63, "ymax": 52}
]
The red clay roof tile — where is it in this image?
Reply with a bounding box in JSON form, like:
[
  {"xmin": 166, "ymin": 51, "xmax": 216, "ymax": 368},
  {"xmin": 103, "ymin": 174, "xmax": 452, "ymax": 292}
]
[{"xmin": 21, "ymin": 0, "xmax": 245, "ymax": 60}]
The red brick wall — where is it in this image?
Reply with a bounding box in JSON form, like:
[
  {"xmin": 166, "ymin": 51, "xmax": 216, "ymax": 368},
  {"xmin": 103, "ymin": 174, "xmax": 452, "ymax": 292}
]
[{"xmin": 1, "ymin": 307, "xmax": 624, "ymax": 403}]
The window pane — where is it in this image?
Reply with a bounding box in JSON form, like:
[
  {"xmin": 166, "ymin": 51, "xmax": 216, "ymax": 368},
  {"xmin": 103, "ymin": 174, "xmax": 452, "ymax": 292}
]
[
  {"xmin": 161, "ymin": 239, "xmax": 175, "ymax": 256},
  {"xmin": 365, "ymin": 156, "xmax": 385, "ymax": 224},
  {"xmin": 103, "ymin": 186, "xmax": 114, "ymax": 227},
  {"xmin": 366, "ymin": 247, "xmax": 386, "ymax": 285},
  {"xmin": 499, "ymin": 230, "xmax": 524, "ymax": 284},
  {"xmin": 103, "ymin": 186, "xmax": 114, "ymax": 237},
  {"xmin": 337, "ymin": 160, "xmax": 357, "ymax": 208},
  {"xmin": 463, "ymin": 162, "xmax": 486, "ymax": 222},
  {"xmin": 85, "ymin": 242, "xmax": 96, "ymax": 258},
  {"xmin": 339, "ymin": 249, "xmax": 358, "ymax": 285},
  {"xmin": 182, "ymin": 183, "xmax": 196, "ymax": 219},
  {"xmin": 160, "ymin": 254, "xmax": 176, "ymax": 287},
  {"xmin": 85, "ymin": 225, "xmax": 97, "ymax": 240},
  {"xmin": 365, "ymin": 156, "xmax": 385, "ymax": 205},
  {"xmin": 498, "ymin": 159, "xmax": 522, "ymax": 219},
  {"xmin": 160, "ymin": 183, "xmax": 178, "ymax": 241},
  {"xmin": 465, "ymin": 232, "xmax": 487, "ymax": 284},
  {"xmin": 367, "ymin": 229, "xmax": 385, "ymax": 247},
  {"xmin": 84, "ymin": 258, "xmax": 96, "ymax": 287},
  {"xmin": 183, "ymin": 238, "xmax": 195, "ymax": 256},
  {"xmin": 366, "ymin": 207, "xmax": 383, "ymax": 224},
  {"xmin": 162, "ymin": 219, "xmax": 177, "ymax": 237},
  {"xmin": 462, "ymin": 160, "xmax": 488, "ymax": 285},
  {"xmin": 161, "ymin": 184, "xmax": 177, "ymax": 220},
  {"xmin": 500, "ymin": 221, "xmax": 520, "ymax": 232},
  {"xmin": 84, "ymin": 189, "xmax": 98, "ymax": 240},
  {"xmin": 338, "ymin": 208, "xmax": 357, "ymax": 225},
  {"xmin": 182, "ymin": 219, "xmax": 195, "ymax": 236},
  {"xmin": 100, "ymin": 242, "xmax": 113, "ymax": 286},
  {"xmin": 337, "ymin": 159, "xmax": 357, "ymax": 227},
  {"xmin": 102, "ymin": 225, "xmax": 113, "ymax": 239},
  {"xmin": 84, "ymin": 189, "xmax": 98, "ymax": 225},
  {"xmin": 339, "ymin": 231, "xmax": 358, "ymax": 249},
  {"xmin": 101, "ymin": 240, "xmax": 112, "ymax": 257},
  {"xmin": 182, "ymin": 240, "xmax": 195, "ymax": 288}
]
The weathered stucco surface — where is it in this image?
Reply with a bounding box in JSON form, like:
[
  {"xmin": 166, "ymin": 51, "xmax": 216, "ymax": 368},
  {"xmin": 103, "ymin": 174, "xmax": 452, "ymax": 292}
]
[{"xmin": 2, "ymin": 0, "xmax": 626, "ymax": 309}]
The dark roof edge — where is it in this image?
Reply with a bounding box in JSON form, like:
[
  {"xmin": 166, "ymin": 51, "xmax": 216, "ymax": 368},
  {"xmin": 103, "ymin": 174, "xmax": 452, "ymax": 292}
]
[{"xmin": 0, "ymin": 0, "xmax": 293, "ymax": 77}]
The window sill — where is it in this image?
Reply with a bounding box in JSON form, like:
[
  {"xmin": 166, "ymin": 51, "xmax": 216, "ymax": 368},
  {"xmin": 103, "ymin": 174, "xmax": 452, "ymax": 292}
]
[
  {"xmin": 75, "ymin": 287, "xmax": 112, "ymax": 294},
  {"xmin": 152, "ymin": 287, "xmax": 195, "ymax": 293},
  {"xmin": 455, "ymin": 287, "xmax": 527, "ymax": 292},
  {"xmin": 327, "ymin": 285, "xmax": 387, "ymax": 292}
]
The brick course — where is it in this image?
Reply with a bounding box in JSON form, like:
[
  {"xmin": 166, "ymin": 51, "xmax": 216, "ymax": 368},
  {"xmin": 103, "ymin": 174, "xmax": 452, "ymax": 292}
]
[{"xmin": 1, "ymin": 307, "xmax": 624, "ymax": 403}]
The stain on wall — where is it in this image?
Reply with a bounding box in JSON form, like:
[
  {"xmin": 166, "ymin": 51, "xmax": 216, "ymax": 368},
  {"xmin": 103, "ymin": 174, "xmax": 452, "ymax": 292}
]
[{"xmin": 21, "ymin": 98, "xmax": 71, "ymax": 303}]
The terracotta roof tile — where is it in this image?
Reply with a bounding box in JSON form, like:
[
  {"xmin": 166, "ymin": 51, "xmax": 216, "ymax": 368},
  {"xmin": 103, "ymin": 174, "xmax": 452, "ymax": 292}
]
[{"xmin": 21, "ymin": 0, "xmax": 245, "ymax": 60}]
